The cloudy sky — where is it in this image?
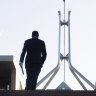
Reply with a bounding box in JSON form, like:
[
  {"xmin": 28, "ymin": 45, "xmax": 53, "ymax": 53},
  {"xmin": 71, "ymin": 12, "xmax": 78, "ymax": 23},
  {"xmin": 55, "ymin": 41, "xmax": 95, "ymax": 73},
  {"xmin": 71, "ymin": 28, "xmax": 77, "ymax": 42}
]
[{"xmin": 0, "ymin": 0, "xmax": 96, "ymax": 90}]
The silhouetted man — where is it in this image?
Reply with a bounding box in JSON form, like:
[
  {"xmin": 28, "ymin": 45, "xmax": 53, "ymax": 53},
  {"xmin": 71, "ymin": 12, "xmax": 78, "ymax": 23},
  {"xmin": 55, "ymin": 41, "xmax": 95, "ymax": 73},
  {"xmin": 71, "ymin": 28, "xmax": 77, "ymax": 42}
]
[{"xmin": 19, "ymin": 31, "xmax": 47, "ymax": 90}]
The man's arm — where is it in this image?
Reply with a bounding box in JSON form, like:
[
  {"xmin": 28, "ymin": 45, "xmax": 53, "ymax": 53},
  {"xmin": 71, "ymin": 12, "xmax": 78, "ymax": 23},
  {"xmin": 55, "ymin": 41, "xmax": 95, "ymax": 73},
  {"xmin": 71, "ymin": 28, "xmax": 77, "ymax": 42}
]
[
  {"xmin": 19, "ymin": 41, "xmax": 27, "ymax": 74},
  {"xmin": 20, "ymin": 41, "xmax": 27, "ymax": 63},
  {"xmin": 41, "ymin": 41, "xmax": 47, "ymax": 64}
]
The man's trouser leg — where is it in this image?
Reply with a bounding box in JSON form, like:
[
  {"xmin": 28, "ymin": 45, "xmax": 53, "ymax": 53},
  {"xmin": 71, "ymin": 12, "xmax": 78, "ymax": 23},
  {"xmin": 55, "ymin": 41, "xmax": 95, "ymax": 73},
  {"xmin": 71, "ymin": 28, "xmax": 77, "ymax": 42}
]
[{"xmin": 25, "ymin": 67, "xmax": 41, "ymax": 90}]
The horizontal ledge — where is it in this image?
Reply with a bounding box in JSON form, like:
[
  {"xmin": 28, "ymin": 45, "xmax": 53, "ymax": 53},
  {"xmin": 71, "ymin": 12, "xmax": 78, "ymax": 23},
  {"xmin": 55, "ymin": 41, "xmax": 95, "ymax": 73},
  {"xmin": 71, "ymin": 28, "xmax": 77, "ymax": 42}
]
[{"xmin": 0, "ymin": 55, "xmax": 13, "ymax": 61}]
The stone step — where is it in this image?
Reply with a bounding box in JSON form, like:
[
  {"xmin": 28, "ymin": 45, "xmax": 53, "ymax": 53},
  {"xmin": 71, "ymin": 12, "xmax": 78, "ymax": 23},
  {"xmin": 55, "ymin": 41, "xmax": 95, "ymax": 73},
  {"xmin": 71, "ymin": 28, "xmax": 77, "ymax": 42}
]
[{"xmin": 0, "ymin": 90, "xmax": 96, "ymax": 96}]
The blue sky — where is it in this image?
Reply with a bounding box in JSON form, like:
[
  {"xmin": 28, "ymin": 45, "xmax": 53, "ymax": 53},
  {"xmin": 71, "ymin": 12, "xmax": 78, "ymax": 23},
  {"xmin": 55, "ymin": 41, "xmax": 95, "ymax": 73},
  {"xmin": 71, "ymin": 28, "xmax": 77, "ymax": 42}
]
[{"xmin": 0, "ymin": 0, "xmax": 96, "ymax": 90}]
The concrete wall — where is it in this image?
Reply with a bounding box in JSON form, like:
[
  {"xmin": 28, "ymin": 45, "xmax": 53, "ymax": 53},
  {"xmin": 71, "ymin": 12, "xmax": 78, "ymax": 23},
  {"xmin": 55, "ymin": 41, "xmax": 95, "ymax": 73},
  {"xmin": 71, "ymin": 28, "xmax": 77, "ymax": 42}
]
[{"xmin": 0, "ymin": 55, "xmax": 16, "ymax": 90}]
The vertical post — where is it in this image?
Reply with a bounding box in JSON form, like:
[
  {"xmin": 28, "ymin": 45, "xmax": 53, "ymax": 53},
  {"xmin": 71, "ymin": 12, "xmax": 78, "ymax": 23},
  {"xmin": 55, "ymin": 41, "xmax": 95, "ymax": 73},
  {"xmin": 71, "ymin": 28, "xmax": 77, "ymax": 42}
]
[
  {"xmin": 63, "ymin": 0, "xmax": 66, "ymax": 81},
  {"xmin": 68, "ymin": 11, "xmax": 71, "ymax": 65},
  {"xmin": 58, "ymin": 11, "xmax": 61, "ymax": 65},
  {"xmin": 94, "ymin": 81, "xmax": 96, "ymax": 90},
  {"xmin": 7, "ymin": 85, "xmax": 10, "ymax": 90}
]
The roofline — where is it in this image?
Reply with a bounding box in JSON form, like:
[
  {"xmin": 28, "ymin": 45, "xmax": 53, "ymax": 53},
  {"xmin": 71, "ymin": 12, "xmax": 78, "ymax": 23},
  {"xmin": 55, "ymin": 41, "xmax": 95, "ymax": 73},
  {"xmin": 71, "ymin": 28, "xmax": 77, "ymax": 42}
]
[{"xmin": 0, "ymin": 55, "xmax": 13, "ymax": 62}]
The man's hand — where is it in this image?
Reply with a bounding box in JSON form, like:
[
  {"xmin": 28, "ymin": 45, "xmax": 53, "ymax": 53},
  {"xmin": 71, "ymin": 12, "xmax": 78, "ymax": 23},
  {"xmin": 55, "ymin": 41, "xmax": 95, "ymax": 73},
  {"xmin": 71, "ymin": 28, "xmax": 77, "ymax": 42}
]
[
  {"xmin": 19, "ymin": 62, "xmax": 24, "ymax": 74},
  {"xmin": 19, "ymin": 62, "xmax": 23, "ymax": 68}
]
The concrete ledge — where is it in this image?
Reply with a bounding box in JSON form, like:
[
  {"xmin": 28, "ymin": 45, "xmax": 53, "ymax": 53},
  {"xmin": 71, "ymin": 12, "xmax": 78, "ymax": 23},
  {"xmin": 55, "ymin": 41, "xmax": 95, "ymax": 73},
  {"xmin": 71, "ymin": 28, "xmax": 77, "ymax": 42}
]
[
  {"xmin": 0, "ymin": 55, "xmax": 13, "ymax": 61},
  {"xmin": 0, "ymin": 90, "xmax": 96, "ymax": 96}
]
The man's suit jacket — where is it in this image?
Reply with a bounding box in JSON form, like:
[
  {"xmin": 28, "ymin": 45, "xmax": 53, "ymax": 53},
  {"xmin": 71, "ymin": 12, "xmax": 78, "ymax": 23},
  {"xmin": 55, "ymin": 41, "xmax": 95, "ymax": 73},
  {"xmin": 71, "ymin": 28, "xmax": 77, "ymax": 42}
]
[{"xmin": 20, "ymin": 37, "xmax": 47, "ymax": 68}]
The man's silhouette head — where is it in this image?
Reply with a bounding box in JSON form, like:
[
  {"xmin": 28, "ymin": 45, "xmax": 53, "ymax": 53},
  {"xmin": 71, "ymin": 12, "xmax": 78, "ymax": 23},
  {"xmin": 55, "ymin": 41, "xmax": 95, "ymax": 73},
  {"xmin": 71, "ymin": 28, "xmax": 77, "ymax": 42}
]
[{"xmin": 32, "ymin": 31, "xmax": 39, "ymax": 38}]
